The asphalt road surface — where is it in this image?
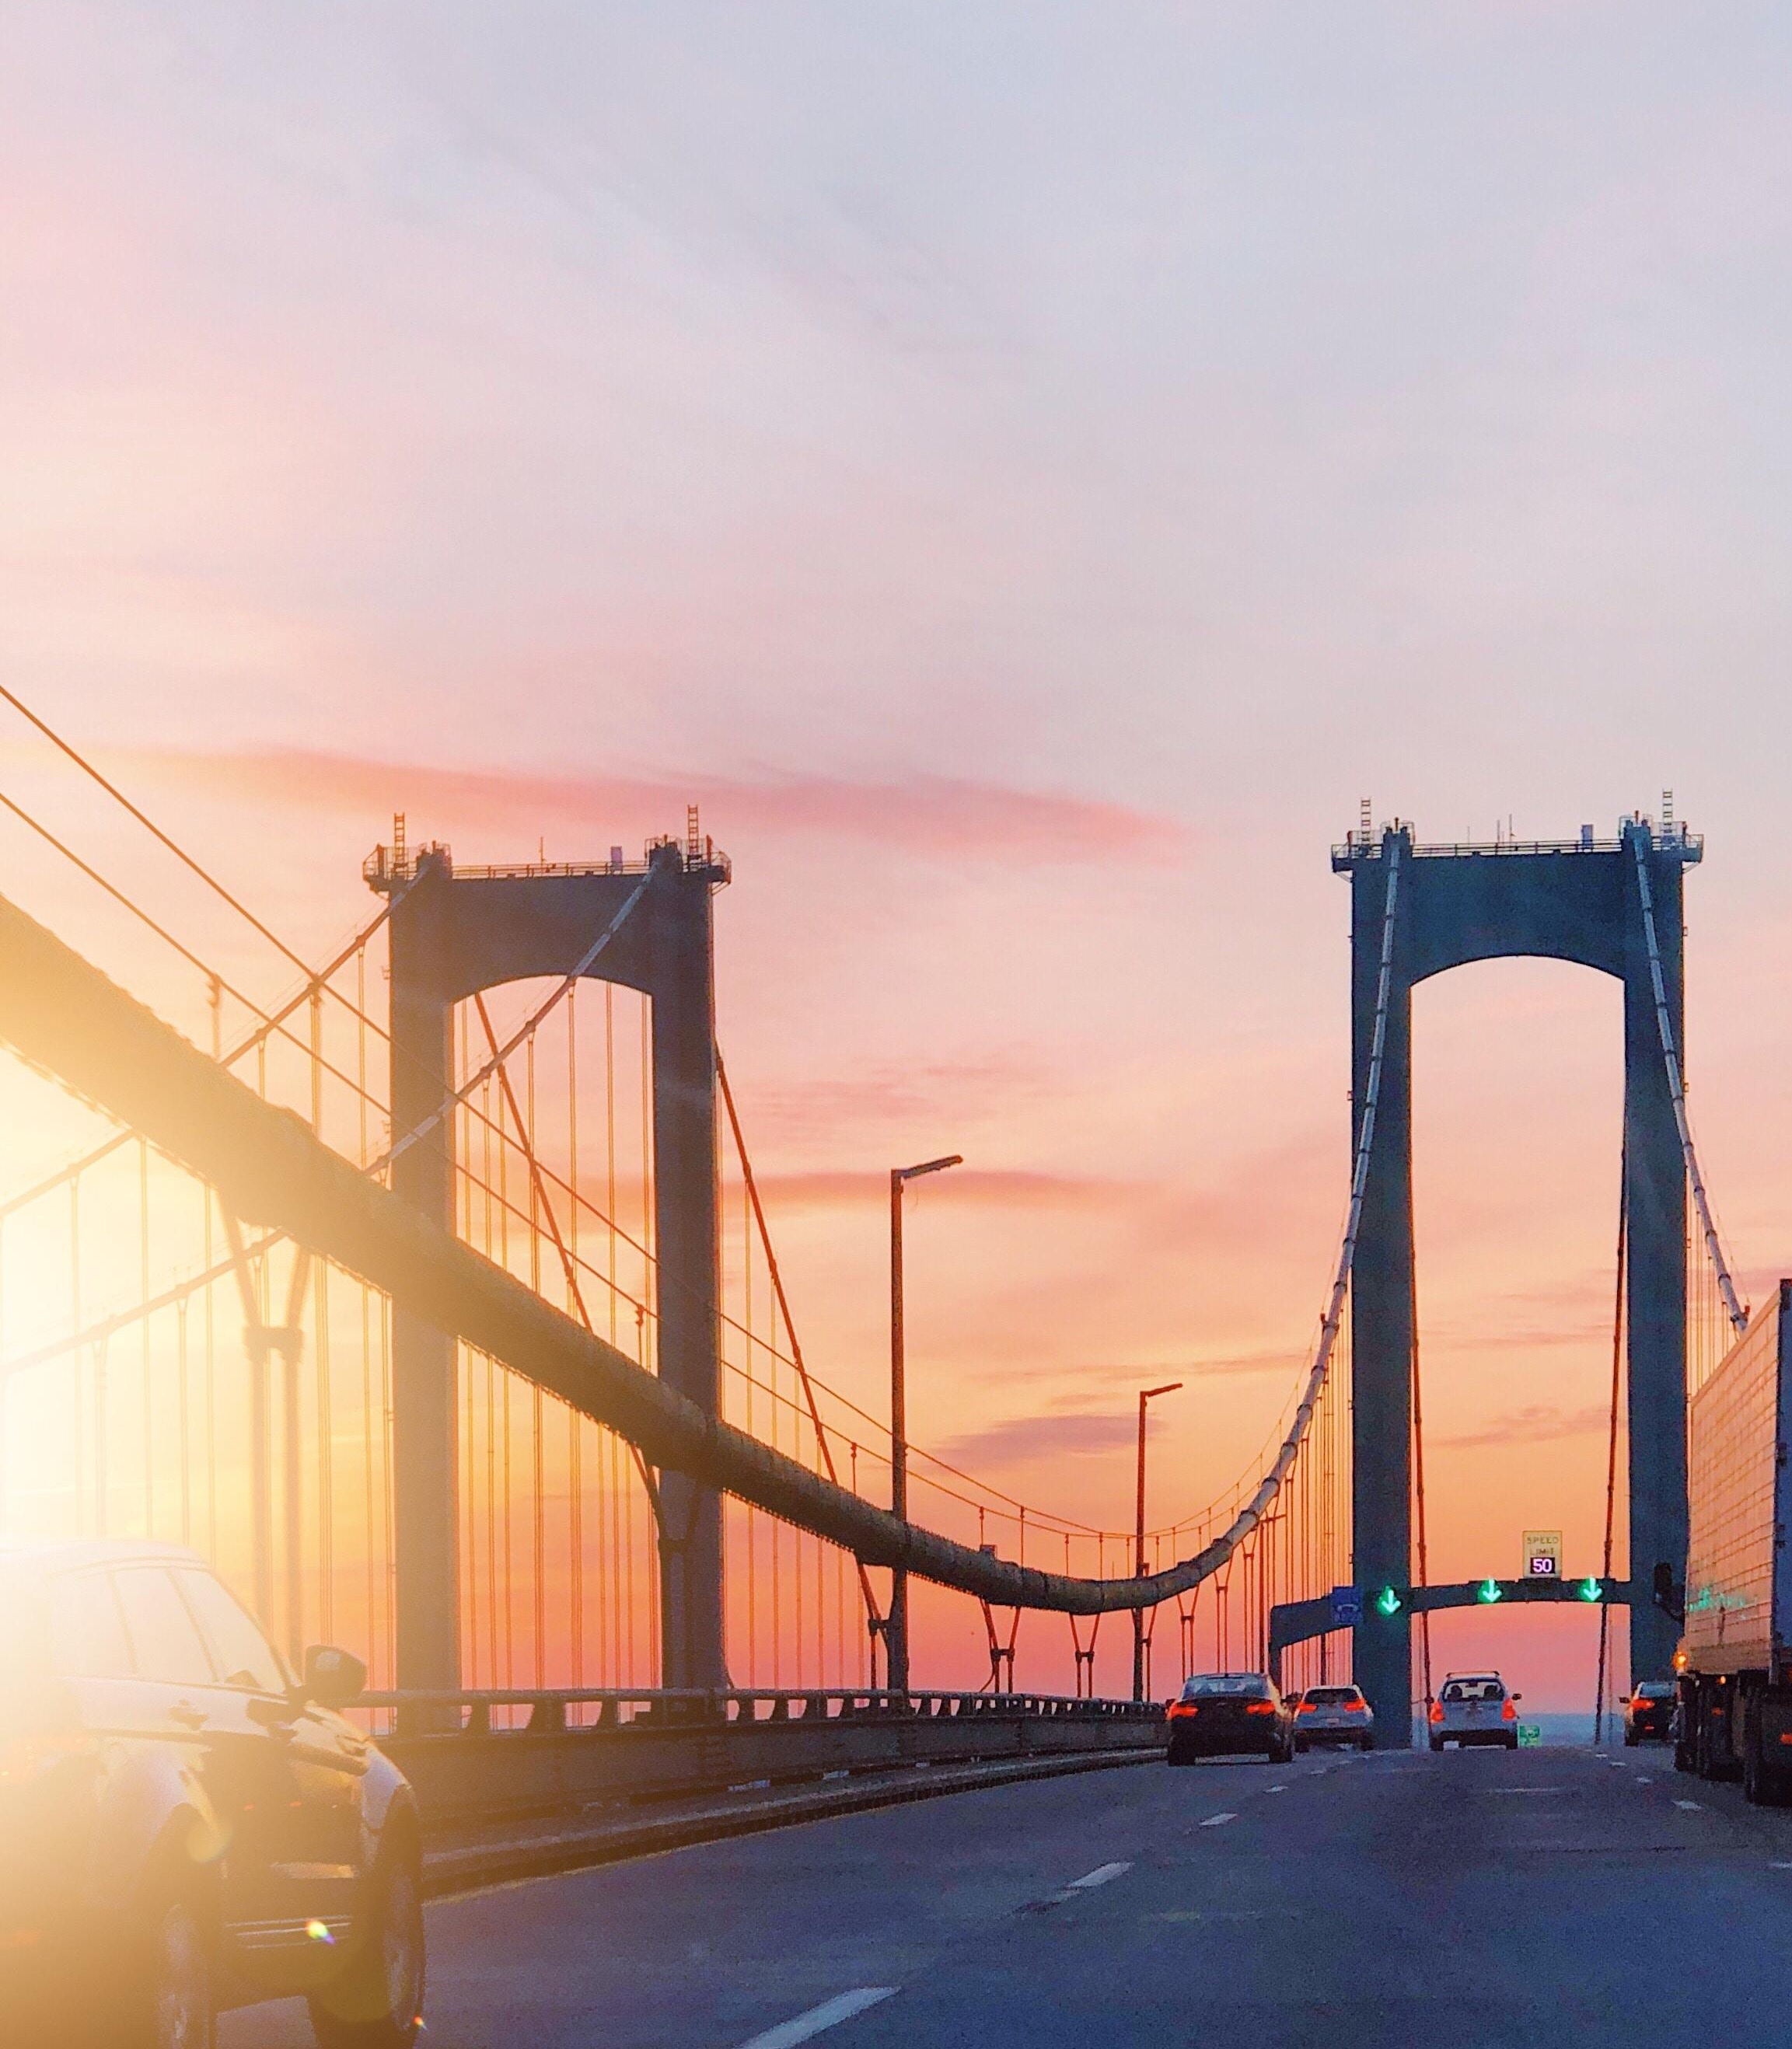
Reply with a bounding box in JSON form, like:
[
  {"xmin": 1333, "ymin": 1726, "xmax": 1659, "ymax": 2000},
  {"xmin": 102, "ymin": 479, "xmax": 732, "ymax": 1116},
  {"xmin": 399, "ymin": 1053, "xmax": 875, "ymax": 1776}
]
[{"xmin": 226, "ymin": 1743, "xmax": 1792, "ymax": 2047}]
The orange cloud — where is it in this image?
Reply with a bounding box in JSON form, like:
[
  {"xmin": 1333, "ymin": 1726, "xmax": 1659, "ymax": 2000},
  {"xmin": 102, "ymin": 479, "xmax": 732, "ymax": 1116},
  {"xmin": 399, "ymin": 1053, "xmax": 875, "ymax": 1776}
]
[
  {"xmin": 115, "ymin": 745, "xmax": 1185, "ymax": 864},
  {"xmin": 1434, "ymin": 1403, "xmax": 1610, "ymax": 1451},
  {"xmin": 741, "ymin": 1166, "xmax": 1140, "ymax": 1211}
]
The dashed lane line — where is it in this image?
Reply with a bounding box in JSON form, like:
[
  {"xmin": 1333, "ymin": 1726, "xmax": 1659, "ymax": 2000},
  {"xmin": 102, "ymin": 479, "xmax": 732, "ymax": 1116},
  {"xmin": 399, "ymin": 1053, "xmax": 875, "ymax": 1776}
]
[
  {"xmin": 1200, "ymin": 1812, "xmax": 1238, "ymax": 1828},
  {"xmin": 734, "ymin": 1988, "xmax": 898, "ymax": 2049},
  {"xmin": 1674, "ymin": 1799, "xmax": 1703, "ymax": 1812},
  {"xmin": 1023, "ymin": 1861, "xmax": 1135, "ymax": 1912}
]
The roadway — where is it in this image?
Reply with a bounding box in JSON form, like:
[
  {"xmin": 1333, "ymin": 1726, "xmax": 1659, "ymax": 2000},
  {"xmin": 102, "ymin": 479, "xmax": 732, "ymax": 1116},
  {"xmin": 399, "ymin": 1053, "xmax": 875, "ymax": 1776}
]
[{"xmin": 228, "ymin": 1742, "xmax": 1792, "ymax": 2047}]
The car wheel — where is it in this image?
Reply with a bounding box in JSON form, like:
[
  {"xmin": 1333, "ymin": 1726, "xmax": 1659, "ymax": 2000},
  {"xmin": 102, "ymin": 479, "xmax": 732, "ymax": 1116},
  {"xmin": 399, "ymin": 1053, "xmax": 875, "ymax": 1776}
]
[
  {"xmin": 117, "ymin": 1893, "xmax": 215, "ymax": 2049},
  {"xmin": 1428, "ymin": 1735, "xmax": 1443, "ymax": 1753},
  {"xmin": 309, "ymin": 1845, "xmax": 426, "ymax": 2049},
  {"xmin": 1294, "ymin": 1737, "xmax": 1306, "ymax": 1754},
  {"xmin": 1623, "ymin": 1730, "xmax": 1639, "ymax": 1747},
  {"xmin": 1358, "ymin": 1737, "xmax": 1373, "ymax": 1753}
]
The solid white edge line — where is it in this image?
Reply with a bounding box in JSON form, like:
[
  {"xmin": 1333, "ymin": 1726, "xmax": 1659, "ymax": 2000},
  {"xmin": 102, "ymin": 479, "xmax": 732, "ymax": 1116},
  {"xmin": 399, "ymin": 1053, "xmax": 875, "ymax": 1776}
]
[
  {"xmin": 1067, "ymin": 1861, "xmax": 1132, "ymax": 1890},
  {"xmin": 1200, "ymin": 1811, "xmax": 1238, "ymax": 1827},
  {"xmin": 734, "ymin": 1987, "xmax": 899, "ymax": 2049},
  {"xmin": 1673, "ymin": 1799, "xmax": 1703, "ymax": 1811}
]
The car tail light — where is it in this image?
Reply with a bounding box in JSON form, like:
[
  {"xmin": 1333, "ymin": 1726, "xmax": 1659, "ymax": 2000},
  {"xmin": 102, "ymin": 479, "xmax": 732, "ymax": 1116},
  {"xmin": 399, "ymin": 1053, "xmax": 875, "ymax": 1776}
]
[
  {"xmin": 1168, "ymin": 1703, "xmax": 1199, "ymax": 1719},
  {"xmin": 1298, "ymin": 1702, "xmax": 1319, "ymax": 1715},
  {"xmin": 1245, "ymin": 1701, "xmax": 1276, "ymax": 1716},
  {"xmin": 1428, "ymin": 1702, "xmax": 1444, "ymax": 1723},
  {"xmin": 1501, "ymin": 1698, "xmax": 1518, "ymax": 1722}
]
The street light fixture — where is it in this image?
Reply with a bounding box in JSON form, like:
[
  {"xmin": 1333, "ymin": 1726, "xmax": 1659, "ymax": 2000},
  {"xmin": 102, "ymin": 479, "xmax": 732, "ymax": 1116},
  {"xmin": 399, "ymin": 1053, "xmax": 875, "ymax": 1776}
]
[
  {"xmin": 1134, "ymin": 1381, "xmax": 1184, "ymax": 1702},
  {"xmin": 887, "ymin": 1153, "xmax": 963, "ymax": 1693}
]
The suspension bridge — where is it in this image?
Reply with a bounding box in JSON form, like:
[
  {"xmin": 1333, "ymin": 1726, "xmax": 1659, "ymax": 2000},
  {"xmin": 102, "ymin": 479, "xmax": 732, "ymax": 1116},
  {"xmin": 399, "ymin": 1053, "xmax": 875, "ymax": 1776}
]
[{"xmin": 0, "ymin": 700, "xmax": 1751, "ymax": 1786}]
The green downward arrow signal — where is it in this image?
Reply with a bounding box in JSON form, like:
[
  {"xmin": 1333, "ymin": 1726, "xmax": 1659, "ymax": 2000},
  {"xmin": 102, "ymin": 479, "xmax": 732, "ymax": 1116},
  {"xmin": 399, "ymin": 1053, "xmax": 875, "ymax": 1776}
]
[
  {"xmin": 1577, "ymin": 1576, "xmax": 1602, "ymax": 1602},
  {"xmin": 1477, "ymin": 1577, "xmax": 1504, "ymax": 1604},
  {"xmin": 1375, "ymin": 1585, "xmax": 1403, "ymax": 1617}
]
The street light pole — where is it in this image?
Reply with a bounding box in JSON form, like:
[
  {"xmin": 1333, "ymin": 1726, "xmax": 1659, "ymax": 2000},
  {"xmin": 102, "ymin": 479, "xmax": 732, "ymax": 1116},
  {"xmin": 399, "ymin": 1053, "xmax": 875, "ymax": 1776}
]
[
  {"xmin": 1134, "ymin": 1381, "xmax": 1183, "ymax": 1702},
  {"xmin": 888, "ymin": 1153, "xmax": 962, "ymax": 1694}
]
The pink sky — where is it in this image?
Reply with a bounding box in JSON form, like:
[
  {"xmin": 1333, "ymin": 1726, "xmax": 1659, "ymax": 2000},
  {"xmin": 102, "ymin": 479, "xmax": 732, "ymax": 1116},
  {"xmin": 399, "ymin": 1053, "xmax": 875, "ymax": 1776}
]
[{"xmin": 5, "ymin": 2, "xmax": 1792, "ymax": 1705}]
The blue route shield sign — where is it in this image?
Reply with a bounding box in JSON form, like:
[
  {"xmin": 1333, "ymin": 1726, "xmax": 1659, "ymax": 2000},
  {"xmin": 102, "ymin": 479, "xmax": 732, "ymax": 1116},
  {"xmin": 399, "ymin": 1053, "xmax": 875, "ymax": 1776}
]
[{"xmin": 1329, "ymin": 1584, "xmax": 1363, "ymax": 1628}]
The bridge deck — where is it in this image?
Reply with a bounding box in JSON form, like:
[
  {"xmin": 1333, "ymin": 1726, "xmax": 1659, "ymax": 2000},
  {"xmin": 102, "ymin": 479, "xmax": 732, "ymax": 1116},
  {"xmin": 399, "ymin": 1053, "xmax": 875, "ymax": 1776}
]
[{"xmin": 228, "ymin": 1743, "xmax": 1792, "ymax": 2047}]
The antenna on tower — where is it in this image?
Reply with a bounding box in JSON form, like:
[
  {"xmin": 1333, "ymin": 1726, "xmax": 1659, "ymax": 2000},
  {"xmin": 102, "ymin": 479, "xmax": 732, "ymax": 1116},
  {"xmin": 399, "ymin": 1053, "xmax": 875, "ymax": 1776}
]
[{"xmin": 1359, "ymin": 797, "xmax": 1373, "ymax": 844}]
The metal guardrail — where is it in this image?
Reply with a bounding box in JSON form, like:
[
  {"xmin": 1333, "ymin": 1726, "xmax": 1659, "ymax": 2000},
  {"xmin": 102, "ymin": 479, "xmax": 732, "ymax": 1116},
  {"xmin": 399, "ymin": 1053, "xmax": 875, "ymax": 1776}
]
[{"xmin": 359, "ymin": 1688, "xmax": 1166, "ymax": 1830}]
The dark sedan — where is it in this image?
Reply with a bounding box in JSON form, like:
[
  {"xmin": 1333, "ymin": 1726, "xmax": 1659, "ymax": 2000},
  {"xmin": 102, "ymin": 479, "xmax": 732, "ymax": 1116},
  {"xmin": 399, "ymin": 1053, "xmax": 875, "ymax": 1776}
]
[
  {"xmin": 0, "ymin": 1537, "xmax": 424, "ymax": 2048},
  {"xmin": 1166, "ymin": 1672, "xmax": 1295, "ymax": 1765},
  {"xmin": 1625, "ymin": 1678, "xmax": 1676, "ymax": 1745}
]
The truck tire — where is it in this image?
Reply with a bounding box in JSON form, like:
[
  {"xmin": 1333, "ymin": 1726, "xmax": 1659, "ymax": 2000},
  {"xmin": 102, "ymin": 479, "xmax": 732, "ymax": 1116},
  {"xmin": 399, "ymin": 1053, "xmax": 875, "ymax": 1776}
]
[{"xmin": 1743, "ymin": 1692, "xmax": 1792, "ymax": 1808}]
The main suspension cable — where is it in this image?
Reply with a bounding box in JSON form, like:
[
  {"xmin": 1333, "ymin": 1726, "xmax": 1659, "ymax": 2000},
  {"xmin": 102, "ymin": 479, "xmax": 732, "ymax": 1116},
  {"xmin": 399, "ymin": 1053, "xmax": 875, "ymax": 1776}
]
[{"xmin": 1628, "ymin": 822, "xmax": 1746, "ymax": 1333}]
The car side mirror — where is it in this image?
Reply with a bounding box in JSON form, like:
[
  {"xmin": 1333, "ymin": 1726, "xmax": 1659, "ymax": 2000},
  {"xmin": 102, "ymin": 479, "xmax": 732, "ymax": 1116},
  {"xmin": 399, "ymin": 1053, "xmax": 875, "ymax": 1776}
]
[
  {"xmin": 302, "ymin": 1644, "xmax": 367, "ymax": 1709},
  {"xmin": 1511, "ymin": 1692, "xmax": 1523, "ymax": 1702}
]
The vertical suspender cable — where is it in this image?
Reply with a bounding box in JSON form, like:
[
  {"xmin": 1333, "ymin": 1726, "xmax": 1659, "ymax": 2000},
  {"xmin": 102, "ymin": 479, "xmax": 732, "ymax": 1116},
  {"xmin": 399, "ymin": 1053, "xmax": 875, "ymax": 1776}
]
[
  {"xmin": 1595, "ymin": 1141, "xmax": 1628, "ymax": 1746},
  {"xmin": 1410, "ymin": 1206, "xmax": 1434, "ymax": 1713}
]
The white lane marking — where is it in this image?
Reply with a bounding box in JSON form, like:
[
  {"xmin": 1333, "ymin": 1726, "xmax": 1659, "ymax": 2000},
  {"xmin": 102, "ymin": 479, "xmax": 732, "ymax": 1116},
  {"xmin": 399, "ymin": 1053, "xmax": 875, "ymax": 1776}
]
[
  {"xmin": 1200, "ymin": 1811, "xmax": 1238, "ymax": 1827},
  {"xmin": 1267, "ymin": 1785, "xmax": 1288, "ymax": 1793},
  {"xmin": 1490, "ymin": 1787, "xmax": 1560, "ymax": 1796},
  {"xmin": 1635, "ymin": 1776, "xmax": 1654, "ymax": 1785},
  {"xmin": 1771, "ymin": 1862, "xmax": 1792, "ymax": 1870},
  {"xmin": 735, "ymin": 1988, "xmax": 898, "ymax": 2049},
  {"xmin": 1025, "ymin": 1860, "xmax": 1134, "ymax": 1911},
  {"xmin": 1674, "ymin": 1799, "xmax": 1703, "ymax": 1811}
]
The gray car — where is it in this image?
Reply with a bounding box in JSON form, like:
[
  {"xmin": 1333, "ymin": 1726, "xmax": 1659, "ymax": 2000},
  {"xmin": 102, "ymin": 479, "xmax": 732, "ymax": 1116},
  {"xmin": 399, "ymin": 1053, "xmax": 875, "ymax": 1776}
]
[
  {"xmin": 1291, "ymin": 1683, "xmax": 1375, "ymax": 1751},
  {"xmin": 0, "ymin": 1537, "xmax": 424, "ymax": 2048},
  {"xmin": 1428, "ymin": 1670, "xmax": 1521, "ymax": 1751}
]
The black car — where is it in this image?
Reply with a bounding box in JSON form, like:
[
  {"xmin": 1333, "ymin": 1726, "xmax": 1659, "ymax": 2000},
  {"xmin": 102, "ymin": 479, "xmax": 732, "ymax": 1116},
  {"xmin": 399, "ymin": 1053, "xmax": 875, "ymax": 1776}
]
[
  {"xmin": 1166, "ymin": 1672, "xmax": 1295, "ymax": 1765},
  {"xmin": 0, "ymin": 1538, "xmax": 424, "ymax": 2048},
  {"xmin": 1625, "ymin": 1678, "xmax": 1676, "ymax": 1746}
]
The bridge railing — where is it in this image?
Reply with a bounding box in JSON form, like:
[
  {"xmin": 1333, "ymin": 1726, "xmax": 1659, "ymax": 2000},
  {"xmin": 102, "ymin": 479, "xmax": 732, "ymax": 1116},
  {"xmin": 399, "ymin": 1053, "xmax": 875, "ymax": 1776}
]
[{"xmin": 356, "ymin": 1686, "xmax": 1165, "ymax": 1831}]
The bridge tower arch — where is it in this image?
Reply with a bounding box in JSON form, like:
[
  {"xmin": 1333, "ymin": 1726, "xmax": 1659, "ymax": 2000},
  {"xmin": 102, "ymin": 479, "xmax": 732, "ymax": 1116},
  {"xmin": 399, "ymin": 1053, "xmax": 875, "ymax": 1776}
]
[
  {"xmin": 370, "ymin": 832, "xmax": 730, "ymax": 1695},
  {"xmin": 1338, "ymin": 819, "xmax": 1700, "ymax": 1749}
]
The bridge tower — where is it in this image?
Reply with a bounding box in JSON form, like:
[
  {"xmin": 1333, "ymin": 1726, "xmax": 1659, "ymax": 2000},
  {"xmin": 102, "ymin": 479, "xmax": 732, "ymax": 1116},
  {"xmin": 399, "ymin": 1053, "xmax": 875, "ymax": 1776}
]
[
  {"xmin": 1336, "ymin": 817, "xmax": 1699, "ymax": 1748},
  {"xmin": 369, "ymin": 829, "xmax": 730, "ymax": 1695}
]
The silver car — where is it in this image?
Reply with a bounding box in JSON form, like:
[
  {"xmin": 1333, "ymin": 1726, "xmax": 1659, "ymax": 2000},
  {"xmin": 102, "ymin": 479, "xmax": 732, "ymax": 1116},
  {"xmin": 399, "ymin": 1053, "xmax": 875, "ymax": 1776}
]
[
  {"xmin": 1292, "ymin": 1683, "xmax": 1375, "ymax": 1751},
  {"xmin": 1429, "ymin": 1670, "xmax": 1521, "ymax": 1751}
]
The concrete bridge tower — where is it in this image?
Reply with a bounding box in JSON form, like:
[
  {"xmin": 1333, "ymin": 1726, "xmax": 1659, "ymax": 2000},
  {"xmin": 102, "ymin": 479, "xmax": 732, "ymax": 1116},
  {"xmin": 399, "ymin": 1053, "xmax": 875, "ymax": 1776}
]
[
  {"xmin": 369, "ymin": 826, "xmax": 730, "ymax": 1697},
  {"xmin": 1337, "ymin": 817, "xmax": 1698, "ymax": 1748}
]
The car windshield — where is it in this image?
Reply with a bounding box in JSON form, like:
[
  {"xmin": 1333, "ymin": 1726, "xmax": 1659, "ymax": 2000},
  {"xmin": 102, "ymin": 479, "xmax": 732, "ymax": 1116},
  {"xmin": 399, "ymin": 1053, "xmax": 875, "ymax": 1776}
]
[
  {"xmin": 1441, "ymin": 1677, "xmax": 1505, "ymax": 1703},
  {"xmin": 1182, "ymin": 1674, "xmax": 1266, "ymax": 1699},
  {"xmin": 1302, "ymin": 1688, "xmax": 1361, "ymax": 1705},
  {"xmin": 1635, "ymin": 1682, "xmax": 1675, "ymax": 1700}
]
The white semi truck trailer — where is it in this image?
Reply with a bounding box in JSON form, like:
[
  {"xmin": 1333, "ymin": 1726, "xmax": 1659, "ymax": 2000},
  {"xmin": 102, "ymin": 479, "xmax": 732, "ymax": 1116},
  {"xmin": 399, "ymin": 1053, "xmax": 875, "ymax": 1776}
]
[{"xmin": 1675, "ymin": 1280, "xmax": 1792, "ymax": 1803}]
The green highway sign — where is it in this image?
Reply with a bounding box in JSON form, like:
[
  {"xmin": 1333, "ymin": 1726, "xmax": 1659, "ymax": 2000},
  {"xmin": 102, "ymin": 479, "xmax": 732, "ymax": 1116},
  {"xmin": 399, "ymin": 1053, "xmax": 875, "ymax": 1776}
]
[{"xmin": 1518, "ymin": 1724, "xmax": 1542, "ymax": 1747}]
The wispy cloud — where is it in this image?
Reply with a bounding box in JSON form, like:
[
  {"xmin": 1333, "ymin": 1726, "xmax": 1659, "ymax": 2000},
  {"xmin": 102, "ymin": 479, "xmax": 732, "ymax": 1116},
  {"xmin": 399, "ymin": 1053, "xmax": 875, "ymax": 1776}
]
[
  {"xmin": 117, "ymin": 746, "xmax": 1184, "ymax": 864},
  {"xmin": 1434, "ymin": 1403, "xmax": 1610, "ymax": 1451},
  {"xmin": 745, "ymin": 1166, "xmax": 1140, "ymax": 1212},
  {"xmin": 935, "ymin": 1408, "xmax": 1141, "ymax": 1468}
]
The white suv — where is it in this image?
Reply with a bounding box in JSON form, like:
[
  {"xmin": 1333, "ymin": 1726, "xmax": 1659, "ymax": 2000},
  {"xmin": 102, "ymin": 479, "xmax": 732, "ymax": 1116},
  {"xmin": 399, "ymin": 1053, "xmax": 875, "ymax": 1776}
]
[{"xmin": 1429, "ymin": 1670, "xmax": 1521, "ymax": 1751}]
